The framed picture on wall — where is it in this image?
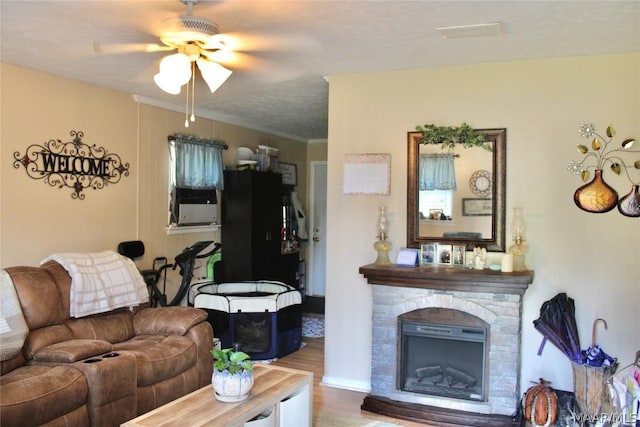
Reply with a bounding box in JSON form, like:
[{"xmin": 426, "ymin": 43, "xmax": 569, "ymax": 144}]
[
  {"xmin": 437, "ymin": 244, "xmax": 452, "ymax": 265},
  {"xmin": 276, "ymin": 162, "xmax": 297, "ymax": 186},
  {"xmin": 420, "ymin": 244, "xmax": 436, "ymax": 265},
  {"xmin": 462, "ymin": 198, "xmax": 492, "ymax": 216},
  {"xmin": 342, "ymin": 153, "xmax": 391, "ymax": 195}
]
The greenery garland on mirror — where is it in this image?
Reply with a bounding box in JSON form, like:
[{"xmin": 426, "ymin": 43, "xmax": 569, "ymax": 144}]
[{"xmin": 415, "ymin": 122, "xmax": 492, "ymax": 151}]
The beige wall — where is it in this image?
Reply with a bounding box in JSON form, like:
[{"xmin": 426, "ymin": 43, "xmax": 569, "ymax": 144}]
[
  {"xmin": 1, "ymin": 63, "xmax": 307, "ymax": 299},
  {"xmin": 3, "ymin": 53, "xmax": 638, "ymax": 399},
  {"xmin": 1, "ymin": 64, "xmax": 139, "ymax": 264},
  {"xmin": 306, "ymin": 140, "xmax": 328, "ymax": 162},
  {"xmin": 323, "ymin": 53, "xmax": 640, "ymax": 395},
  {"xmin": 136, "ymin": 103, "xmax": 307, "ymax": 295}
]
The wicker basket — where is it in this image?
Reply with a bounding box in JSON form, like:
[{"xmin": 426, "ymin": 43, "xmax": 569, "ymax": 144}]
[{"xmin": 572, "ymin": 361, "xmax": 618, "ymax": 417}]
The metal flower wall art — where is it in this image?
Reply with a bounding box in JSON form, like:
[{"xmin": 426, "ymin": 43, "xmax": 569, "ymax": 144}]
[
  {"xmin": 13, "ymin": 130, "xmax": 130, "ymax": 200},
  {"xmin": 568, "ymin": 123, "xmax": 639, "ymax": 216}
]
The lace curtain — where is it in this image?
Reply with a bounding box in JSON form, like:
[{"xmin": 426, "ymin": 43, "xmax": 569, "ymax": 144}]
[
  {"xmin": 169, "ymin": 134, "xmax": 227, "ymax": 190},
  {"xmin": 419, "ymin": 153, "xmax": 457, "ymax": 191}
]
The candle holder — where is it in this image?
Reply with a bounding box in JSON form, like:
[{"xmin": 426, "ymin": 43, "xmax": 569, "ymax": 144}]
[
  {"xmin": 507, "ymin": 207, "xmax": 529, "ymax": 271},
  {"xmin": 373, "ymin": 206, "xmax": 392, "ymax": 265}
]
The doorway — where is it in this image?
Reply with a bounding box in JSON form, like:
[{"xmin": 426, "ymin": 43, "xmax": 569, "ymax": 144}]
[{"xmin": 306, "ymin": 161, "xmax": 327, "ymax": 313}]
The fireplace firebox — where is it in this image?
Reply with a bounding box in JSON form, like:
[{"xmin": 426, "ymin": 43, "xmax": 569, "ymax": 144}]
[{"xmin": 399, "ymin": 320, "xmax": 487, "ymax": 401}]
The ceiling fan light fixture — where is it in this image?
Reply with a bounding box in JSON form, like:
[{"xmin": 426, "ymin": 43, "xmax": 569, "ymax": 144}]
[
  {"xmin": 196, "ymin": 59, "xmax": 232, "ymax": 93},
  {"xmin": 154, "ymin": 72, "xmax": 182, "ymax": 95},
  {"xmin": 158, "ymin": 53, "xmax": 192, "ymax": 85}
]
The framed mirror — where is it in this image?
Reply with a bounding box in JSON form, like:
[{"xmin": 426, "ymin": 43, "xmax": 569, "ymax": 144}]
[{"xmin": 407, "ymin": 128, "xmax": 506, "ymax": 252}]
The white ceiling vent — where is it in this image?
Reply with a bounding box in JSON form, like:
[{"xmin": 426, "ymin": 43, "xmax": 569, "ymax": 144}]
[{"xmin": 436, "ymin": 22, "xmax": 503, "ymax": 39}]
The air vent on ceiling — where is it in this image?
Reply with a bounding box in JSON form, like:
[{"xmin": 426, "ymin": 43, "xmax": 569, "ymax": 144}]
[{"xmin": 436, "ymin": 22, "xmax": 503, "ymax": 39}]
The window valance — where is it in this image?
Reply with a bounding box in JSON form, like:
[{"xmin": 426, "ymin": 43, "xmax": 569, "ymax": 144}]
[
  {"xmin": 169, "ymin": 134, "xmax": 227, "ymax": 190},
  {"xmin": 168, "ymin": 134, "xmax": 228, "ymax": 150},
  {"xmin": 419, "ymin": 153, "xmax": 457, "ymax": 191}
]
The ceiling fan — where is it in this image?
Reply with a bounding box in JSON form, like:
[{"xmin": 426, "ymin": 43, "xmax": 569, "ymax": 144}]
[{"xmin": 95, "ymin": 0, "xmax": 302, "ymax": 126}]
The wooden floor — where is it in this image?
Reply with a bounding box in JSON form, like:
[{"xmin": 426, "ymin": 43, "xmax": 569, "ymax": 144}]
[{"xmin": 272, "ymin": 335, "xmax": 428, "ymax": 426}]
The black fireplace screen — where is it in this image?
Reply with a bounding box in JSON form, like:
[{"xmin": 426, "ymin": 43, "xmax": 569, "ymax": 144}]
[{"xmin": 399, "ymin": 321, "xmax": 487, "ymax": 401}]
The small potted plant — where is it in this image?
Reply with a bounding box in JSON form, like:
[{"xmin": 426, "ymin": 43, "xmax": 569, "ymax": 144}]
[{"xmin": 211, "ymin": 346, "xmax": 254, "ymax": 402}]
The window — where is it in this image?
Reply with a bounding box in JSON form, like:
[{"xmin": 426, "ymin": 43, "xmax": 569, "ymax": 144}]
[
  {"xmin": 418, "ymin": 153, "xmax": 457, "ymax": 219},
  {"xmin": 419, "ymin": 153, "xmax": 457, "ymax": 191},
  {"xmin": 168, "ymin": 134, "xmax": 227, "ymax": 226},
  {"xmin": 419, "ymin": 190, "xmax": 453, "ymax": 219}
]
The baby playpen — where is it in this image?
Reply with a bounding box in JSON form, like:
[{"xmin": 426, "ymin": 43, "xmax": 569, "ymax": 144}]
[{"xmin": 190, "ymin": 281, "xmax": 302, "ymax": 360}]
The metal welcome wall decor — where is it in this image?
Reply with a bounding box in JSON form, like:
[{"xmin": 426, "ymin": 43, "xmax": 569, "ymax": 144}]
[{"xmin": 13, "ymin": 130, "xmax": 130, "ymax": 200}]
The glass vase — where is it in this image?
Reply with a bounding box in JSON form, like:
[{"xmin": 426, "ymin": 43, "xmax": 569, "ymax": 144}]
[
  {"xmin": 374, "ymin": 206, "xmax": 392, "ymax": 265},
  {"xmin": 508, "ymin": 240, "xmax": 529, "ymax": 272},
  {"xmin": 373, "ymin": 239, "xmax": 392, "ymax": 265},
  {"xmin": 376, "ymin": 206, "xmax": 389, "ymax": 241},
  {"xmin": 508, "ymin": 207, "xmax": 528, "ymax": 272},
  {"xmin": 511, "ymin": 207, "xmax": 526, "ymax": 237}
]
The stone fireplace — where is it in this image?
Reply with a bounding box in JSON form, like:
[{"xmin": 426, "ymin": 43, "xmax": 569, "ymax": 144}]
[{"xmin": 359, "ymin": 264, "xmax": 534, "ymax": 427}]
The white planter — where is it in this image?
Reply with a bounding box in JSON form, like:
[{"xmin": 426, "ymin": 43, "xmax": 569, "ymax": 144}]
[{"xmin": 212, "ymin": 369, "xmax": 254, "ymax": 402}]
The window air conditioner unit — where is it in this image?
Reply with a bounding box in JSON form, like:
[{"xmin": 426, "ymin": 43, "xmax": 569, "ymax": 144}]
[{"xmin": 175, "ymin": 188, "xmax": 217, "ymax": 225}]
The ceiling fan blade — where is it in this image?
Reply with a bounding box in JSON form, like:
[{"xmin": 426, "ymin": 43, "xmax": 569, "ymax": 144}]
[
  {"xmin": 201, "ymin": 50, "xmax": 304, "ymax": 83},
  {"xmin": 201, "ymin": 32, "xmax": 319, "ymax": 53},
  {"xmin": 200, "ymin": 50, "xmax": 266, "ymax": 71},
  {"xmin": 94, "ymin": 42, "xmax": 175, "ymax": 55}
]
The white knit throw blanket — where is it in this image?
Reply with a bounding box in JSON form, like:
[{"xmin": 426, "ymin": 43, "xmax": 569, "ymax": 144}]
[
  {"xmin": 0, "ymin": 270, "xmax": 29, "ymax": 361},
  {"xmin": 42, "ymin": 251, "xmax": 149, "ymax": 318}
]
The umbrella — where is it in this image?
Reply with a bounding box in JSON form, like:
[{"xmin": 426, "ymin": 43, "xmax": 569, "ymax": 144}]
[
  {"xmin": 581, "ymin": 318, "xmax": 616, "ymax": 367},
  {"xmin": 572, "ymin": 318, "xmax": 618, "ymax": 417},
  {"xmin": 533, "ymin": 293, "xmax": 582, "ymax": 363}
]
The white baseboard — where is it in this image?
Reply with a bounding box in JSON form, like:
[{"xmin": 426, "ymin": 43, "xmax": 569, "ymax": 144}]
[{"xmin": 320, "ymin": 375, "xmax": 371, "ymax": 393}]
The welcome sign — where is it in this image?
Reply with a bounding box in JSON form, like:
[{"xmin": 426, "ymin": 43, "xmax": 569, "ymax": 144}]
[{"xmin": 13, "ymin": 130, "xmax": 130, "ymax": 200}]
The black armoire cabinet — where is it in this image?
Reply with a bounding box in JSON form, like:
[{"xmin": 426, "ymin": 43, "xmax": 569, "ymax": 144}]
[{"xmin": 221, "ymin": 170, "xmax": 299, "ymax": 287}]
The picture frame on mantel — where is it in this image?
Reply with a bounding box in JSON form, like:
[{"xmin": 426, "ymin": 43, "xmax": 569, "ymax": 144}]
[
  {"xmin": 437, "ymin": 244, "xmax": 452, "ymax": 265},
  {"xmin": 420, "ymin": 243, "xmax": 436, "ymax": 265},
  {"xmin": 452, "ymin": 245, "xmax": 466, "ymax": 266},
  {"xmin": 277, "ymin": 162, "xmax": 297, "ymax": 186}
]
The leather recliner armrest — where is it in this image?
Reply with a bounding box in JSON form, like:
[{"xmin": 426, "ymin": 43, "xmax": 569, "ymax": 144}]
[
  {"xmin": 133, "ymin": 306, "xmax": 207, "ymax": 336},
  {"xmin": 32, "ymin": 339, "xmax": 113, "ymax": 363}
]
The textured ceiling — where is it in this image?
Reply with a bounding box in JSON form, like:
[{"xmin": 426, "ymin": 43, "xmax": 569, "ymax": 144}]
[{"xmin": 1, "ymin": 1, "xmax": 638, "ymax": 142}]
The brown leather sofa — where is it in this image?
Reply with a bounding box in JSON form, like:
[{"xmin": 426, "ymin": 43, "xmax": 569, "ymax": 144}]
[{"xmin": 0, "ymin": 261, "xmax": 214, "ymax": 427}]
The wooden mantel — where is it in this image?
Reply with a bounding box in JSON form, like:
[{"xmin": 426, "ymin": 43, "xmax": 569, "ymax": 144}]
[{"xmin": 359, "ymin": 263, "xmax": 534, "ymax": 295}]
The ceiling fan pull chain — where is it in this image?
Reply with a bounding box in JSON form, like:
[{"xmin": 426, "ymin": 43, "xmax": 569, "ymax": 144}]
[
  {"xmin": 183, "ymin": 62, "xmax": 192, "ymax": 127},
  {"xmin": 190, "ymin": 62, "xmax": 196, "ymax": 123},
  {"xmin": 184, "ymin": 73, "xmax": 190, "ymax": 127}
]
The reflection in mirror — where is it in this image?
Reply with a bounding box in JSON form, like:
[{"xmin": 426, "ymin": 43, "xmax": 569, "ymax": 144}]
[{"xmin": 407, "ymin": 129, "xmax": 506, "ymax": 252}]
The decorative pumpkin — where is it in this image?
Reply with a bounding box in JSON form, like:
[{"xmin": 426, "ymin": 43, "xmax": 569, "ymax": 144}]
[{"xmin": 523, "ymin": 378, "xmax": 558, "ymax": 427}]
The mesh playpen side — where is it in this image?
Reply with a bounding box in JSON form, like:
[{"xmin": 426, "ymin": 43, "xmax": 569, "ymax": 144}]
[{"xmin": 193, "ymin": 282, "xmax": 302, "ymax": 360}]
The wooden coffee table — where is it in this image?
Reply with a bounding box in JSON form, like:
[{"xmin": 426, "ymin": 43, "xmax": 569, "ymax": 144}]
[{"xmin": 122, "ymin": 364, "xmax": 313, "ymax": 427}]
